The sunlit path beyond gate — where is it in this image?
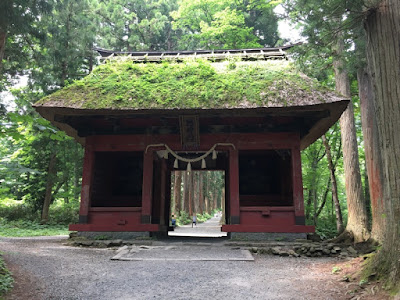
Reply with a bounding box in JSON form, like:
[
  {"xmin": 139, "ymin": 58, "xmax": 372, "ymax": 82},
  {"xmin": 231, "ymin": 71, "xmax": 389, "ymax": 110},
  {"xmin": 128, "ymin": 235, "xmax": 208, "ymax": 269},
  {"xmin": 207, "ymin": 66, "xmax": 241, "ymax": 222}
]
[{"xmin": 168, "ymin": 215, "xmax": 228, "ymax": 237}]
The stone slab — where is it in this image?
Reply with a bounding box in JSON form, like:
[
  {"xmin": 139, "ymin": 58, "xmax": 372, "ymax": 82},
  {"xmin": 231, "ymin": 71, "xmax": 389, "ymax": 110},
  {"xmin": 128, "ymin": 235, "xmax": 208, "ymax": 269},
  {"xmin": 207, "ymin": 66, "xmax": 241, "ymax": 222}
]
[
  {"xmin": 230, "ymin": 232, "xmax": 307, "ymax": 241},
  {"xmin": 111, "ymin": 245, "xmax": 254, "ymax": 261}
]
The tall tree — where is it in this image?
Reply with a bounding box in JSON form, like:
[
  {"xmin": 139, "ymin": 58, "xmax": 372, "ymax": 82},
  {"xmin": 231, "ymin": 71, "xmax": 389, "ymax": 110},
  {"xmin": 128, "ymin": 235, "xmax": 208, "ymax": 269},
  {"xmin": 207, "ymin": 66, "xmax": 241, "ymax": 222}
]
[
  {"xmin": 358, "ymin": 67, "xmax": 385, "ymax": 242},
  {"xmin": 31, "ymin": 0, "xmax": 97, "ymax": 92},
  {"xmin": 334, "ymin": 36, "xmax": 369, "ymax": 242},
  {"xmin": 284, "ymin": 0, "xmax": 370, "ymax": 242},
  {"xmin": 171, "ymin": 0, "xmax": 279, "ymax": 49},
  {"xmin": 95, "ymin": 0, "xmax": 179, "ymax": 51},
  {"xmin": 173, "ymin": 171, "xmax": 182, "ymax": 215},
  {"xmin": 0, "ymin": 0, "xmax": 51, "ymax": 77},
  {"xmin": 364, "ymin": 0, "xmax": 400, "ymax": 287}
]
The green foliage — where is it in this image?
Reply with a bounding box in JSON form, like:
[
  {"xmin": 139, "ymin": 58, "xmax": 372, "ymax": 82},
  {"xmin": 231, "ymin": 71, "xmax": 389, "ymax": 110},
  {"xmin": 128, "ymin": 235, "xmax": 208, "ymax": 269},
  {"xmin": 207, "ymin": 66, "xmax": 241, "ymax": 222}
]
[
  {"xmin": 315, "ymin": 217, "xmax": 342, "ymax": 240},
  {"xmin": 94, "ymin": 0, "xmax": 180, "ymax": 51},
  {"xmin": 30, "ymin": 0, "xmax": 97, "ymax": 92},
  {"xmin": 196, "ymin": 212, "xmax": 212, "ymax": 223},
  {"xmin": 0, "ymin": 219, "xmax": 69, "ymax": 237},
  {"xmin": 302, "ymin": 122, "xmax": 349, "ymax": 237},
  {"xmin": 46, "ymin": 202, "xmax": 79, "ymax": 225},
  {"xmin": 0, "ymin": 203, "xmax": 39, "ymax": 222},
  {"xmin": 171, "ymin": 0, "xmax": 279, "ymax": 49},
  {"xmin": 0, "ymin": 200, "xmax": 79, "ymax": 227},
  {"xmin": 93, "ymin": 234, "xmax": 112, "ymax": 240},
  {"xmin": 175, "ymin": 210, "xmax": 212, "ymax": 226},
  {"xmin": 0, "ymin": 0, "xmax": 51, "ymax": 87},
  {"xmin": 177, "ymin": 210, "xmax": 191, "ymax": 225},
  {"xmin": 0, "ymin": 254, "xmax": 13, "ymax": 296}
]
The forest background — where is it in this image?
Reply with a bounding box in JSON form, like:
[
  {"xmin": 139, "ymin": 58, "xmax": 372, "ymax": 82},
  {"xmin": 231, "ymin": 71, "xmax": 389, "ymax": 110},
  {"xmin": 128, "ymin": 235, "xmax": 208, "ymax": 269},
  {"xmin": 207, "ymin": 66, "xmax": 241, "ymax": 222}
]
[{"xmin": 0, "ymin": 0, "xmax": 399, "ymax": 294}]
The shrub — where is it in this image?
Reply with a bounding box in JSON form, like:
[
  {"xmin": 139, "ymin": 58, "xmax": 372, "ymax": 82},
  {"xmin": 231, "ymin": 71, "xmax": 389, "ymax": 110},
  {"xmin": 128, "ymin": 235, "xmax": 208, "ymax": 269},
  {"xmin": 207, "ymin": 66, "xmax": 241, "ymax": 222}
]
[
  {"xmin": 0, "ymin": 255, "xmax": 13, "ymax": 295},
  {"xmin": 0, "ymin": 219, "xmax": 69, "ymax": 237},
  {"xmin": 0, "ymin": 203, "xmax": 38, "ymax": 221},
  {"xmin": 177, "ymin": 210, "xmax": 191, "ymax": 226},
  {"xmin": 0, "ymin": 200, "xmax": 79, "ymax": 225},
  {"xmin": 47, "ymin": 202, "xmax": 79, "ymax": 225}
]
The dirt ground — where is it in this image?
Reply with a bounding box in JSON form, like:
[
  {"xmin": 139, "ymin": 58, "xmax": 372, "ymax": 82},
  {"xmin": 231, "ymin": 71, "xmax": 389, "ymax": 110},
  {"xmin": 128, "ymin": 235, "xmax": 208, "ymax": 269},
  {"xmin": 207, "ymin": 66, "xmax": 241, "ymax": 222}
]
[
  {"xmin": 1, "ymin": 236, "xmax": 391, "ymax": 300},
  {"xmin": 317, "ymin": 256, "xmax": 391, "ymax": 300}
]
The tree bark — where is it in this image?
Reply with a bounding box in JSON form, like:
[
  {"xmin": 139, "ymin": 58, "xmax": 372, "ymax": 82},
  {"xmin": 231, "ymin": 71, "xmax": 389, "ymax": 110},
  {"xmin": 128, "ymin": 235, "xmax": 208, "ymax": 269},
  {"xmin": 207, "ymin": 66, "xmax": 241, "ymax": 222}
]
[
  {"xmin": 322, "ymin": 135, "xmax": 344, "ymax": 234},
  {"xmin": 205, "ymin": 171, "xmax": 210, "ymax": 214},
  {"xmin": 198, "ymin": 172, "xmax": 204, "ymax": 214},
  {"xmin": 334, "ymin": 37, "xmax": 370, "ymax": 242},
  {"xmin": 365, "ymin": 0, "xmax": 400, "ymax": 287},
  {"xmin": 183, "ymin": 171, "xmax": 190, "ymax": 213},
  {"xmin": 316, "ymin": 176, "xmax": 331, "ymax": 218},
  {"xmin": 173, "ymin": 171, "xmax": 182, "ymax": 215},
  {"xmin": 188, "ymin": 171, "xmax": 194, "ymax": 215},
  {"xmin": 358, "ymin": 67, "xmax": 385, "ymax": 242},
  {"xmin": 41, "ymin": 150, "xmax": 57, "ymax": 224},
  {"xmin": 193, "ymin": 172, "xmax": 199, "ymax": 213},
  {"xmin": 0, "ymin": 30, "xmax": 6, "ymax": 73}
]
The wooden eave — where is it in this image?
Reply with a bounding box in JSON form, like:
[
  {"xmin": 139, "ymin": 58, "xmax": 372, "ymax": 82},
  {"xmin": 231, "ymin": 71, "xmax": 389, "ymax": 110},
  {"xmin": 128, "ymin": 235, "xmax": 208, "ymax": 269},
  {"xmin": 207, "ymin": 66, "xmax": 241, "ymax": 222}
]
[{"xmin": 35, "ymin": 100, "xmax": 349, "ymax": 150}]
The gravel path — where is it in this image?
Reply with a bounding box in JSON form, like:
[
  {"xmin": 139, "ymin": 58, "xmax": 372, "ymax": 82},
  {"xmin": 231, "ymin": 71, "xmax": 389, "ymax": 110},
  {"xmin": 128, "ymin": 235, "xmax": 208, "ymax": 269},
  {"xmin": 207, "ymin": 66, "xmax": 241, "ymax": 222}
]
[
  {"xmin": 169, "ymin": 216, "xmax": 227, "ymax": 237},
  {"xmin": 0, "ymin": 236, "xmax": 348, "ymax": 300}
]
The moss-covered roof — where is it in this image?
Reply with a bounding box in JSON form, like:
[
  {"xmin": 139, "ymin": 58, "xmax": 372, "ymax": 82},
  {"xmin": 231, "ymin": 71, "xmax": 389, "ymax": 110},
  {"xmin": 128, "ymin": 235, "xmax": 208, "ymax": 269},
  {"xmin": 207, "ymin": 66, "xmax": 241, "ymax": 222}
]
[{"xmin": 34, "ymin": 59, "xmax": 344, "ymax": 111}]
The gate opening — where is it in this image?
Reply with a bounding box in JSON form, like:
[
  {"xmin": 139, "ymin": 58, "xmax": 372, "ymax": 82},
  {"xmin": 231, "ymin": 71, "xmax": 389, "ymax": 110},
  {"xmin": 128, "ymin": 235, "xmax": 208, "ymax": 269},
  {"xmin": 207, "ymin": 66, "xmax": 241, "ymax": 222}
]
[{"xmin": 168, "ymin": 170, "xmax": 227, "ymax": 238}]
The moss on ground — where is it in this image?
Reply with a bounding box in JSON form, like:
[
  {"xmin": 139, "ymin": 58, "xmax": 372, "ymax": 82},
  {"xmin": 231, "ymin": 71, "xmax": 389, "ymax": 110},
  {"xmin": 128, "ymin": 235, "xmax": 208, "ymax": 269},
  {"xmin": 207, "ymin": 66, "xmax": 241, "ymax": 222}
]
[{"xmin": 36, "ymin": 59, "xmax": 335, "ymax": 110}]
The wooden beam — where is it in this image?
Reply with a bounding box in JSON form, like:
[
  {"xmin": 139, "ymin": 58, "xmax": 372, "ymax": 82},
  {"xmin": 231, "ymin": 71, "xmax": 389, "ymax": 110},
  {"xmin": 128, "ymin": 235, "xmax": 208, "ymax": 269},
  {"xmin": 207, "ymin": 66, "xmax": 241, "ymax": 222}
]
[
  {"xmin": 292, "ymin": 144, "xmax": 305, "ymax": 224},
  {"xmin": 69, "ymin": 223, "xmax": 160, "ymax": 232},
  {"xmin": 78, "ymin": 145, "xmax": 95, "ymax": 223},
  {"xmin": 229, "ymin": 148, "xmax": 240, "ymax": 224},
  {"xmin": 141, "ymin": 149, "xmax": 154, "ymax": 224}
]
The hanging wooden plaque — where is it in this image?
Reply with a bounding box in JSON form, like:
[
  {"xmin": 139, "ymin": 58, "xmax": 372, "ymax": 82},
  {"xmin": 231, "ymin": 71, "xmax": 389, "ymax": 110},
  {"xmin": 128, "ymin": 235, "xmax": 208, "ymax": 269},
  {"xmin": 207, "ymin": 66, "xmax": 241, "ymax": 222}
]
[{"xmin": 179, "ymin": 115, "xmax": 200, "ymax": 148}]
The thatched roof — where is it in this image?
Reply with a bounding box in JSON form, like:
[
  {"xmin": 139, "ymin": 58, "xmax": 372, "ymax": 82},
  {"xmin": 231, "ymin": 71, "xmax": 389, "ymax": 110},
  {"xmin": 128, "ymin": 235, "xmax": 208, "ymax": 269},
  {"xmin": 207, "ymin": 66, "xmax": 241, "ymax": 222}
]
[
  {"xmin": 34, "ymin": 48, "xmax": 349, "ymax": 149},
  {"xmin": 35, "ymin": 59, "xmax": 344, "ymax": 111}
]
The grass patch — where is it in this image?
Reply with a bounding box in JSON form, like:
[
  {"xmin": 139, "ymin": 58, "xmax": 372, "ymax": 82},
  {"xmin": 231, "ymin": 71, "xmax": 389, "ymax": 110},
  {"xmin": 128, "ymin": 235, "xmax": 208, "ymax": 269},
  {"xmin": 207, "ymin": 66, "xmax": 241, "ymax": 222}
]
[
  {"xmin": 0, "ymin": 219, "xmax": 69, "ymax": 237},
  {"xmin": 0, "ymin": 254, "xmax": 13, "ymax": 296}
]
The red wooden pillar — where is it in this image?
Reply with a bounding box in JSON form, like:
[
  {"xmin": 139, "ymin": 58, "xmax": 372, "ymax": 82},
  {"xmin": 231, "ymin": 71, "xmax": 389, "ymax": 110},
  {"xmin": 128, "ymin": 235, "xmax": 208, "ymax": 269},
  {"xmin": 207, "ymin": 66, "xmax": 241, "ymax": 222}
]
[
  {"xmin": 79, "ymin": 144, "xmax": 94, "ymax": 224},
  {"xmin": 159, "ymin": 159, "xmax": 167, "ymax": 226},
  {"xmin": 141, "ymin": 150, "xmax": 153, "ymax": 224},
  {"xmin": 292, "ymin": 145, "xmax": 305, "ymax": 225},
  {"xmin": 229, "ymin": 148, "xmax": 240, "ymax": 224}
]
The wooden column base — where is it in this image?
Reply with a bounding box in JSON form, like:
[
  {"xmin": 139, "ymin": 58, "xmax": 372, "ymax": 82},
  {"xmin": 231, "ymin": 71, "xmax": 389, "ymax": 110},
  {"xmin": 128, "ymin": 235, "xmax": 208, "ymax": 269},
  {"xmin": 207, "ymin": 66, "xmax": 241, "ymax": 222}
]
[{"xmin": 141, "ymin": 215, "xmax": 152, "ymax": 224}]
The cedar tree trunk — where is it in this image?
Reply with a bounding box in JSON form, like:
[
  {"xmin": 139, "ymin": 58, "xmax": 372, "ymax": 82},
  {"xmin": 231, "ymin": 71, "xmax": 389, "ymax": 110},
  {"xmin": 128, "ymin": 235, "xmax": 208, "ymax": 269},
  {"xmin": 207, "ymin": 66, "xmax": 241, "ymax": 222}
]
[
  {"xmin": 41, "ymin": 151, "xmax": 57, "ymax": 223},
  {"xmin": 188, "ymin": 171, "xmax": 194, "ymax": 215},
  {"xmin": 334, "ymin": 37, "xmax": 370, "ymax": 242},
  {"xmin": 365, "ymin": 0, "xmax": 400, "ymax": 287},
  {"xmin": 0, "ymin": 30, "xmax": 6, "ymax": 72},
  {"xmin": 198, "ymin": 172, "xmax": 204, "ymax": 214},
  {"xmin": 173, "ymin": 171, "xmax": 182, "ymax": 215},
  {"xmin": 358, "ymin": 67, "xmax": 385, "ymax": 242}
]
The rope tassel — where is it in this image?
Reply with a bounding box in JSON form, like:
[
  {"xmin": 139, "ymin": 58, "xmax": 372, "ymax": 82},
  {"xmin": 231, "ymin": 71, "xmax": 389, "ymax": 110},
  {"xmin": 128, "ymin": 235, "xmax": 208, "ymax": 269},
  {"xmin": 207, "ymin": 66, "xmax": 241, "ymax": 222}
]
[
  {"xmin": 174, "ymin": 158, "xmax": 179, "ymax": 169},
  {"xmin": 212, "ymin": 150, "xmax": 217, "ymax": 160},
  {"xmin": 187, "ymin": 162, "xmax": 192, "ymax": 172},
  {"xmin": 201, "ymin": 158, "xmax": 206, "ymax": 169}
]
